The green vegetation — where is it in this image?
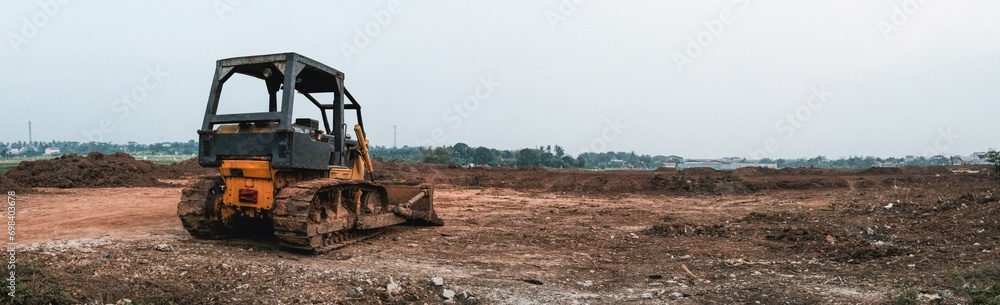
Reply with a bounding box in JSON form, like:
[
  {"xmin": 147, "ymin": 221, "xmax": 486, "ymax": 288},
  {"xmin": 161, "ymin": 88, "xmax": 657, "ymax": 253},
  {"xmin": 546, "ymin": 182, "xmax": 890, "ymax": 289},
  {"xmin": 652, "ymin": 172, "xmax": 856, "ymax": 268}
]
[
  {"xmin": 0, "ymin": 261, "xmax": 73, "ymax": 305},
  {"xmin": 948, "ymin": 263, "xmax": 1000, "ymax": 304},
  {"xmin": 0, "ymin": 162, "xmax": 17, "ymax": 174},
  {"xmin": 986, "ymin": 150, "xmax": 1000, "ymax": 173},
  {"xmin": 0, "ymin": 140, "xmax": 970, "ymax": 170},
  {"xmin": 0, "ymin": 140, "xmax": 197, "ymax": 158},
  {"xmin": 891, "ymin": 289, "xmax": 920, "ymax": 305}
]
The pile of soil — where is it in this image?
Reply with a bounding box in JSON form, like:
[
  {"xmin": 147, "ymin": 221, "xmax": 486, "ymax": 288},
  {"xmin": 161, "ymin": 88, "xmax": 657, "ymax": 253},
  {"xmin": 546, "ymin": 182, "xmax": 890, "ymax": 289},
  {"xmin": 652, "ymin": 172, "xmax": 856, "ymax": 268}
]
[
  {"xmin": 372, "ymin": 161, "xmax": 996, "ymax": 196},
  {"xmin": 7, "ymin": 153, "xmax": 172, "ymax": 188},
  {"xmin": 167, "ymin": 158, "xmax": 217, "ymax": 177},
  {"xmin": 858, "ymin": 167, "xmax": 902, "ymax": 175},
  {"xmin": 0, "ymin": 173, "xmax": 32, "ymax": 193}
]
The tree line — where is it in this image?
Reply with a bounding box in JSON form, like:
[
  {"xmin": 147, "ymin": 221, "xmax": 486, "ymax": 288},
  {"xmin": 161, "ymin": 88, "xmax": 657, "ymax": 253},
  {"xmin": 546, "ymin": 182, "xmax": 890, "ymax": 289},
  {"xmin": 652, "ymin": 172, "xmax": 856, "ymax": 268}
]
[{"xmin": 0, "ymin": 140, "xmax": 974, "ymax": 169}]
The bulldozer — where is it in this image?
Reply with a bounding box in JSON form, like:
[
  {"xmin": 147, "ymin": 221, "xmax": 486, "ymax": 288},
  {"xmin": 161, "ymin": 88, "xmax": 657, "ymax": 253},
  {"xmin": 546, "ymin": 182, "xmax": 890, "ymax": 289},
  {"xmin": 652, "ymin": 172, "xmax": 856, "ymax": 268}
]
[{"xmin": 178, "ymin": 53, "xmax": 442, "ymax": 252}]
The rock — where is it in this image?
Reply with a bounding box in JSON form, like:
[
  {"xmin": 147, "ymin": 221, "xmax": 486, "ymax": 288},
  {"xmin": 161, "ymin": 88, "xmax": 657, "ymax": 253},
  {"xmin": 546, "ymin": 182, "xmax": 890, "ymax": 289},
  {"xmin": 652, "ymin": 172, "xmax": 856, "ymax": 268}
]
[
  {"xmin": 431, "ymin": 275, "xmax": 444, "ymax": 286},
  {"xmin": 670, "ymin": 292, "xmax": 684, "ymax": 298},
  {"xmin": 648, "ymin": 274, "xmax": 663, "ymax": 279},
  {"xmin": 154, "ymin": 244, "xmax": 173, "ymax": 252},
  {"xmin": 918, "ymin": 293, "xmax": 941, "ymax": 301},
  {"xmin": 347, "ymin": 287, "xmax": 363, "ymax": 297},
  {"xmin": 386, "ymin": 282, "xmax": 400, "ymax": 295},
  {"xmin": 442, "ymin": 289, "xmax": 456, "ymax": 300},
  {"xmin": 941, "ymin": 289, "xmax": 952, "ymax": 298},
  {"xmin": 640, "ymin": 293, "xmax": 653, "ymax": 299},
  {"xmin": 576, "ymin": 280, "xmax": 593, "ymax": 287}
]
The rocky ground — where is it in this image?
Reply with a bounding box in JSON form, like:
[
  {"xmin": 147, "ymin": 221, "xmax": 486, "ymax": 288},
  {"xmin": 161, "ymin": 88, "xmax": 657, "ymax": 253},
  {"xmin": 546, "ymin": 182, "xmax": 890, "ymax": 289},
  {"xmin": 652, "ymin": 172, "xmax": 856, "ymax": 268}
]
[{"xmin": 2, "ymin": 159, "xmax": 999, "ymax": 304}]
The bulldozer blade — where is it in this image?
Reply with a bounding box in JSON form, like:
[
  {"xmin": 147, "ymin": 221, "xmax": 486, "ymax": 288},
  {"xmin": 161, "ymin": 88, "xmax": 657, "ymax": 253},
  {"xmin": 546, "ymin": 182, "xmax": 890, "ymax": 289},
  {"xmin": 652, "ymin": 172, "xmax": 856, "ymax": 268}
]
[{"xmin": 384, "ymin": 184, "xmax": 444, "ymax": 226}]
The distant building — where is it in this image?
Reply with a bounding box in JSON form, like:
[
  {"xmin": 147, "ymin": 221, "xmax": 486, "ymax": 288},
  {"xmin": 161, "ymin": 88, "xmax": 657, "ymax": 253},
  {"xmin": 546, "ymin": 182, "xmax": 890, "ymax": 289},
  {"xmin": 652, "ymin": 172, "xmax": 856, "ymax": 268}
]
[
  {"xmin": 7, "ymin": 148, "xmax": 23, "ymax": 155},
  {"xmin": 677, "ymin": 159, "xmax": 776, "ymax": 170},
  {"xmin": 969, "ymin": 152, "xmax": 989, "ymax": 164},
  {"xmin": 44, "ymin": 147, "xmax": 61, "ymax": 155}
]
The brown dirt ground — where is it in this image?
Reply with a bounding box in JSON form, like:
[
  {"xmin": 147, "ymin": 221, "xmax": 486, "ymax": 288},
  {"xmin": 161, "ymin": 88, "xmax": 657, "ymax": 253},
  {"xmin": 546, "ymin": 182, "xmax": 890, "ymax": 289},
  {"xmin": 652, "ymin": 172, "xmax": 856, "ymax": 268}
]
[
  {"xmin": 5, "ymin": 163, "xmax": 1000, "ymax": 304},
  {"xmin": 0, "ymin": 173, "xmax": 32, "ymax": 194},
  {"xmin": 6, "ymin": 154, "xmax": 215, "ymax": 189}
]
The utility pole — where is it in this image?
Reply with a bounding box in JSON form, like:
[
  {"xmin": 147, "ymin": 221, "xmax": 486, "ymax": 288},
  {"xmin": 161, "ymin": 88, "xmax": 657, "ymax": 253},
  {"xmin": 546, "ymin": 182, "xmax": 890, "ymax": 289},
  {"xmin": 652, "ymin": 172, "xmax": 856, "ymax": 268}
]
[
  {"xmin": 393, "ymin": 125, "xmax": 397, "ymax": 148},
  {"xmin": 28, "ymin": 121, "xmax": 32, "ymax": 145}
]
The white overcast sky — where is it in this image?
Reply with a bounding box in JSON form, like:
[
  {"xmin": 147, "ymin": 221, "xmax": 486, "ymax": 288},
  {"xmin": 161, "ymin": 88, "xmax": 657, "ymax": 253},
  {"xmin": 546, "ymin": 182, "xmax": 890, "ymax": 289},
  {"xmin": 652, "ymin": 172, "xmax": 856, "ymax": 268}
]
[{"xmin": 1, "ymin": 1, "xmax": 998, "ymax": 159}]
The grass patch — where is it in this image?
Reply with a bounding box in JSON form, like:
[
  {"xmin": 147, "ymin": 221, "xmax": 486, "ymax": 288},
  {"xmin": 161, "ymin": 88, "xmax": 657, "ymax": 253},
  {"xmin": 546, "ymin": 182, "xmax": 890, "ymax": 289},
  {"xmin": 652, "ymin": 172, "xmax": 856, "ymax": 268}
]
[
  {"xmin": 945, "ymin": 262, "xmax": 1000, "ymax": 304},
  {"xmin": 969, "ymin": 284, "xmax": 1000, "ymax": 305},
  {"xmin": 891, "ymin": 289, "xmax": 920, "ymax": 305},
  {"xmin": 0, "ymin": 163, "xmax": 17, "ymax": 174},
  {"xmin": 0, "ymin": 260, "xmax": 73, "ymax": 305}
]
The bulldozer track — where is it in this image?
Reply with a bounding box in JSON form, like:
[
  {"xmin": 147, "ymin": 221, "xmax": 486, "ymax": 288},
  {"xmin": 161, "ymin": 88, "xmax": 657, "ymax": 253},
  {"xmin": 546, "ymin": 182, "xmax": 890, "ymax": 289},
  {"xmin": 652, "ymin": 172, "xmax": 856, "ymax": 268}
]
[
  {"xmin": 272, "ymin": 179, "xmax": 392, "ymax": 253},
  {"xmin": 177, "ymin": 176, "xmax": 229, "ymax": 239}
]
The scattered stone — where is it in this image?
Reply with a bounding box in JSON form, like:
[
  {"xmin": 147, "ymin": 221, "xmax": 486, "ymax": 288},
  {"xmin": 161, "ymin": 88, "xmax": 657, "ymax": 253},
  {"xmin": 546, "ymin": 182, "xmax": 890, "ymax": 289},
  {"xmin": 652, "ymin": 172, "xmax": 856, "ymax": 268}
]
[
  {"xmin": 154, "ymin": 244, "xmax": 173, "ymax": 252},
  {"xmin": 386, "ymin": 281, "xmax": 401, "ymax": 295},
  {"xmin": 347, "ymin": 287, "xmax": 363, "ymax": 297},
  {"xmin": 442, "ymin": 289, "xmax": 456, "ymax": 301},
  {"xmin": 431, "ymin": 275, "xmax": 444, "ymax": 286},
  {"xmin": 640, "ymin": 292, "xmax": 653, "ymax": 299},
  {"xmin": 918, "ymin": 293, "xmax": 941, "ymax": 301},
  {"xmin": 941, "ymin": 289, "xmax": 952, "ymax": 298},
  {"xmin": 520, "ymin": 279, "xmax": 543, "ymax": 285},
  {"xmin": 670, "ymin": 292, "xmax": 685, "ymax": 298},
  {"xmin": 576, "ymin": 280, "xmax": 593, "ymax": 287}
]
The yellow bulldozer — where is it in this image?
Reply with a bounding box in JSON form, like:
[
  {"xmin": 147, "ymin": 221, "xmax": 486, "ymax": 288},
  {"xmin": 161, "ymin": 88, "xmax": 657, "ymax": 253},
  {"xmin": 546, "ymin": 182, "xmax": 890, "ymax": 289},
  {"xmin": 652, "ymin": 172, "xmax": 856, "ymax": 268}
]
[{"xmin": 178, "ymin": 53, "xmax": 442, "ymax": 252}]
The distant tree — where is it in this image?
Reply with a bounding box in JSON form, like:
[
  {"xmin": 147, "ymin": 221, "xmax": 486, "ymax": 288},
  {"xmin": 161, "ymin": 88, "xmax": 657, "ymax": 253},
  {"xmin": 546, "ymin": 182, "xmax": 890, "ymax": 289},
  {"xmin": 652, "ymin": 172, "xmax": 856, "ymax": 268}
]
[
  {"xmin": 420, "ymin": 147, "xmax": 452, "ymax": 164},
  {"xmin": 987, "ymin": 150, "xmax": 1000, "ymax": 173},
  {"xmin": 516, "ymin": 148, "xmax": 540, "ymax": 167},
  {"xmin": 472, "ymin": 146, "xmax": 498, "ymax": 165}
]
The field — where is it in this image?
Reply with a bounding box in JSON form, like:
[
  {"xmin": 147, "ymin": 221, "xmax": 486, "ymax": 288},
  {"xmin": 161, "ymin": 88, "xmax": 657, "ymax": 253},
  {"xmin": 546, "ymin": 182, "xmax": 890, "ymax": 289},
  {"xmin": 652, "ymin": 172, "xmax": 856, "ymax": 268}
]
[{"xmin": 2, "ymin": 156, "xmax": 1000, "ymax": 304}]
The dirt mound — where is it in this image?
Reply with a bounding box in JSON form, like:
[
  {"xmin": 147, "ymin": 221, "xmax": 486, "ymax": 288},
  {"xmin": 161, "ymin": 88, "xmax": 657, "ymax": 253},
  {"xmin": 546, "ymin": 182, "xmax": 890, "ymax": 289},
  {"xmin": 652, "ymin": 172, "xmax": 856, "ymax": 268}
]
[
  {"xmin": 375, "ymin": 161, "xmax": 990, "ymax": 197},
  {"xmin": 680, "ymin": 167, "xmax": 722, "ymax": 177},
  {"xmin": 900, "ymin": 165, "xmax": 954, "ymax": 175},
  {"xmin": 167, "ymin": 158, "xmax": 217, "ymax": 177},
  {"xmin": 0, "ymin": 173, "xmax": 32, "ymax": 193},
  {"xmin": 373, "ymin": 160, "xmax": 441, "ymax": 184},
  {"xmin": 858, "ymin": 167, "xmax": 902, "ymax": 175},
  {"xmin": 654, "ymin": 167, "xmax": 679, "ymax": 173},
  {"xmin": 731, "ymin": 166, "xmax": 778, "ymax": 176},
  {"xmin": 7, "ymin": 152, "xmax": 173, "ymax": 188}
]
